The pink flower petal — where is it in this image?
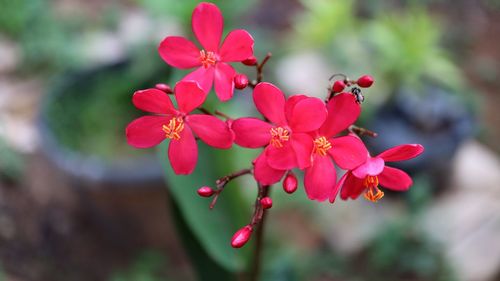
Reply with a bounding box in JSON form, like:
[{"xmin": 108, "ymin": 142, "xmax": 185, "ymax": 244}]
[
  {"xmin": 378, "ymin": 166, "xmax": 413, "ymax": 191},
  {"xmin": 192, "ymin": 2, "xmax": 223, "ymax": 52},
  {"xmin": 304, "ymin": 155, "xmax": 336, "ymax": 201},
  {"xmin": 168, "ymin": 125, "xmax": 198, "ymax": 175},
  {"xmin": 328, "ymin": 136, "xmax": 368, "ymax": 170},
  {"xmin": 181, "ymin": 66, "xmax": 215, "ymax": 94},
  {"xmin": 132, "ymin": 88, "xmax": 176, "ymax": 114},
  {"xmin": 377, "ymin": 144, "xmax": 424, "ymax": 162},
  {"xmin": 219, "ymin": 29, "xmax": 254, "ymax": 62},
  {"xmin": 253, "ymin": 82, "xmax": 287, "ymax": 126},
  {"xmin": 214, "ymin": 62, "xmax": 236, "ymax": 101},
  {"xmin": 320, "ymin": 93, "xmax": 361, "ymax": 137},
  {"xmin": 254, "ymin": 152, "xmax": 286, "ymax": 185},
  {"xmin": 352, "ymin": 157, "xmax": 385, "ymax": 178},
  {"xmin": 330, "ymin": 172, "xmax": 348, "ymax": 203},
  {"xmin": 288, "ymin": 97, "xmax": 327, "ymax": 133},
  {"xmin": 265, "ymin": 142, "xmax": 297, "ymax": 170},
  {"xmin": 186, "ymin": 114, "xmax": 232, "ymax": 149},
  {"xmin": 291, "ymin": 133, "xmax": 314, "ymax": 169},
  {"xmin": 174, "ymin": 81, "xmax": 207, "ymax": 113},
  {"xmin": 285, "ymin": 95, "xmax": 307, "ymax": 122},
  {"xmin": 232, "ymin": 118, "xmax": 272, "ymax": 148},
  {"xmin": 158, "ymin": 36, "xmax": 201, "ymax": 69},
  {"xmin": 340, "ymin": 172, "xmax": 365, "ymax": 200},
  {"xmin": 126, "ymin": 116, "xmax": 170, "ymax": 148}
]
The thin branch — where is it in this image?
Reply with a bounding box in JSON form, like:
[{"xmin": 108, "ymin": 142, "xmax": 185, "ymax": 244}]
[
  {"xmin": 349, "ymin": 125, "xmax": 378, "ymax": 138},
  {"xmin": 209, "ymin": 168, "xmax": 253, "ymax": 209},
  {"xmin": 249, "ymin": 183, "xmax": 270, "ymax": 281},
  {"xmin": 249, "ymin": 52, "xmax": 273, "ymax": 89},
  {"xmin": 197, "ymin": 107, "xmax": 213, "ymax": 115},
  {"xmin": 256, "ymin": 52, "xmax": 272, "ymax": 83},
  {"xmin": 214, "ymin": 110, "xmax": 232, "ymax": 120}
]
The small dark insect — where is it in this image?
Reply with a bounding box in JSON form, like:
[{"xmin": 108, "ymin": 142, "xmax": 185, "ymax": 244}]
[{"xmin": 351, "ymin": 87, "xmax": 364, "ymax": 104}]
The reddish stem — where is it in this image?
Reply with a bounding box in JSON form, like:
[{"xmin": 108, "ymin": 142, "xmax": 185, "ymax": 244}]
[
  {"xmin": 349, "ymin": 125, "xmax": 378, "ymax": 138},
  {"xmin": 209, "ymin": 168, "xmax": 252, "ymax": 209},
  {"xmin": 197, "ymin": 107, "xmax": 213, "ymax": 115},
  {"xmin": 249, "ymin": 52, "xmax": 272, "ymax": 88},
  {"xmin": 214, "ymin": 110, "xmax": 232, "ymax": 120},
  {"xmin": 249, "ymin": 183, "xmax": 270, "ymax": 281}
]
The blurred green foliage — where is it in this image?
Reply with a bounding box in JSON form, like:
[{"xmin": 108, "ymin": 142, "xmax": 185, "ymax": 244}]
[
  {"xmin": 109, "ymin": 251, "xmax": 171, "ymax": 281},
  {"xmin": 294, "ymin": 0, "xmax": 357, "ymax": 49},
  {"xmin": 134, "ymin": 0, "xmax": 256, "ymax": 27},
  {"xmin": 286, "ymin": 220, "xmax": 457, "ymax": 281},
  {"xmin": 362, "ymin": 220, "xmax": 457, "ymax": 281},
  {"xmin": 0, "ymin": 0, "xmax": 79, "ymax": 73},
  {"xmin": 0, "ymin": 136, "xmax": 24, "ymax": 184},
  {"xmin": 0, "ymin": 0, "xmax": 31, "ymax": 38},
  {"xmin": 364, "ymin": 9, "xmax": 463, "ymax": 91},
  {"xmin": 292, "ymin": 0, "xmax": 465, "ymax": 100},
  {"xmin": 45, "ymin": 47, "xmax": 169, "ymax": 160}
]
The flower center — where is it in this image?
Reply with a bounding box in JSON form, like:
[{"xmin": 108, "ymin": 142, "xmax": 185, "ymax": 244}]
[
  {"xmin": 363, "ymin": 175, "xmax": 384, "ymax": 202},
  {"xmin": 269, "ymin": 127, "xmax": 290, "ymax": 148},
  {"xmin": 162, "ymin": 117, "xmax": 185, "ymax": 140},
  {"xmin": 199, "ymin": 50, "xmax": 217, "ymax": 68},
  {"xmin": 313, "ymin": 136, "xmax": 332, "ymax": 156}
]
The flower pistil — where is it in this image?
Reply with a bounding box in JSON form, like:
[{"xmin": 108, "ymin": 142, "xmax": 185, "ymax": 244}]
[
  {"xmin": 163, "ymin": 117, "xmax": 185, "ymax": 140},
  {"xmin": 363, "ymin": 175, "xmax": 384, "ymax": 202},
  {"xmin": 313, "ymin": 136, "xmax": 332, "ymax": 156},
  {"xmin": 199, "ymin": 50, "xmax": 217, "ymax": 68},
  {"xmin": 269, "ymin": 127, "xmax": 290, "ymax": 148}
]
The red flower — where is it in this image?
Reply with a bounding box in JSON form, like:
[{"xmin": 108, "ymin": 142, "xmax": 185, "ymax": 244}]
[
  {"xmin": 304, "ymin": 93, "xmax": 368, "ymax": 201},
  {"xmin": 232, "ymin": 82, "xmax": 327, "ymax": 185},
  {"xmin": 126, "ymin": 81, "xmax": 233, "ymax": 175},
  {"xmin": 252, "ymin": 152, "xmax": 287, "ymax": 185},
  {"xmin": 158, "ymin": 2, "xmax": 254, "ymax": 101},
  {"xmin": 331, "ymin": 144, "xmax": 424, "ymax": 203}
]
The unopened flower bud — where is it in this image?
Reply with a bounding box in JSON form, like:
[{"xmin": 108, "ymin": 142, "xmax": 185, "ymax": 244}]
[
  {"xmin": 231, "ymin": 225, "xmax": 253, "ymax": 248},
  {"xmin": 332, "ymin": 80, "xmax": 346, "ymax": 93},
  {"xmin": 260, "ymin": 197, "xmax": 273, "ymax": 209},
  {"xmin": 283, "ymin": 172, "xmax": 298, "ymax": 194},
  {"xmin": 155, "ymin": 83, "xmax": 173, "ymax": 94},
  {"xmin": 242, "ymin": 56, "xmax": 257, "ymax": 66},
  {"xmin": 356, "ymin": 75, "xmax": 374, "ymax": 88},
  {"xmin": 234, "ymin": 74, "xmax": 249, "ymax": 90},
  {"xmin": 197, "ymin": 186, "xmax": 214, "ymax": 197}
]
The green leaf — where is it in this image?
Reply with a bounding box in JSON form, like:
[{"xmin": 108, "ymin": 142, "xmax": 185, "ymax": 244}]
[
  {"xmin": 169, "ymin": 194, "xmax": 235, "ymax": 281},
  {"xmin": 159, "ymin": 142, "xmax": 252, "ymax": 272}
]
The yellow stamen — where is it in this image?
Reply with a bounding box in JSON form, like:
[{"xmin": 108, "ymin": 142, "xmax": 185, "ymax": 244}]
[
  {"xmin": 162, "ymin": 117, "xmax": 184, "ymax": 140},
  {"xmin": 269, "ymin": 127, "xmax": 290, "ymax": 148},
  {"xmin": 313, "ymin": 136, "xmax": 332, "ymax": 156},
  {"xmin": 363, "ymin": 175, "xmax": 384, "ymax": 202},
  {"xmin": 199, "ymin": 50, "xmax": 217, "ymax": 68}
]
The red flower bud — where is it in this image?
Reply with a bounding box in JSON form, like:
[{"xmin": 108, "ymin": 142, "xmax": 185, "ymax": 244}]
[
  {"xmin": 155, "ymin": 83, "xmax": 173, "ymax": 94},
  {"xmin": 231, "ymin": 225, "xmax": 253, "ymax": 248},
  {"xmin": 234, "ymin": 74, "xmax": 249, "ymax": 90},
  {"xmin": 283, "ymin": 172, "xmax": 298, "ymax": 194},
  {"xmin": 332, "ymin": 80, "xmax": 346, "ymax": 93},
  {"xmin": 356, "ymin": 75, "xmax": 374, "ymax": 88},
  {"xmin": 197, "ymin": 186, "xmax": 214, "ymax": 197},
  {"xmin": 242, "ymin": 56, "xmax": 257, "ymax": 66},
  {"xmin": 260, "ymin": 197, "xmax": 273, "ymax": 209}
]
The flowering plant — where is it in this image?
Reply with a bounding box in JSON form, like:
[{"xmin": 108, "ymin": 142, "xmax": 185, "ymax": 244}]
[{"xmin": 125, "ymin": 2, "xmax": 423, "ymax": 279}]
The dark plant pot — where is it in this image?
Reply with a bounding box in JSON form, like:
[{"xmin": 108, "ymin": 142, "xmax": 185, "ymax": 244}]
[
  {"xmin": 365, "ymin": 84, "xmax": 475, "ymax": 187},
  {"xmin": 37, "ymin": 59, "xmax": 169, "ymax": 189}
]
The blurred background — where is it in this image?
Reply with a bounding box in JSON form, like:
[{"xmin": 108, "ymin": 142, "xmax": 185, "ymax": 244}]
[{"xmin": 0, "ymin": 0, "xmax": 499, "ymax": 280}]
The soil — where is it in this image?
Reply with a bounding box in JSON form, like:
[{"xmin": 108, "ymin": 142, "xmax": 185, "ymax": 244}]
[{"xmin": 0, "ymin": 153, "xmax": 193, "ymax": 281}]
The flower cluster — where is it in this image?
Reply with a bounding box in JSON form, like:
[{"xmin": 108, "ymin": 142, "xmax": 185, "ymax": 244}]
[{"xmin": 125, "ymin": 2, "xmax": 424, "ymax": 249}]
